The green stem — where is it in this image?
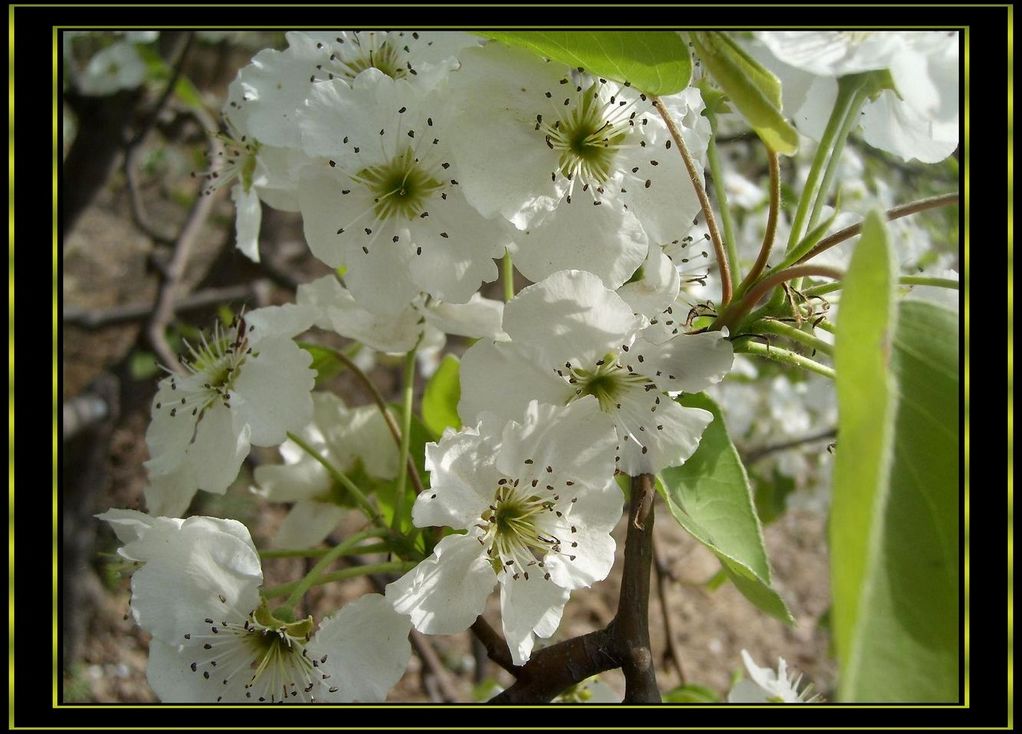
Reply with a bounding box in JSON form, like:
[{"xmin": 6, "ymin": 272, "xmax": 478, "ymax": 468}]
[
  {"xmin": 803, "ymin": 274, "xmax": 960, "ymax": 299},
  {"xmin": 707, "ymin": 114, "xmax": 741, "ymax": 294},
  {"xmin": 284, "ymin": 529, "xmax": 378, "ymax": 607},
  {"xmin": 502, "ymin": 248, "xmax": 515, "ymax": 303},
  {"xmin": 263, "ymin": 561, "xmax": 414, "ymax": 600},
  {"xmin": 786, "ymin": 79, "xmax": 860, "ymax": 252},
  {"xmin": 258, "ymin": 535, "xmax": 386, "ymax": 559},
  {"xmin": 392, "ymin": 348, "xmax": 417, "ymax": 532},
  {"xmin": 806, "ymin": 84, "xmax": 869, "ymax": 233},
  {"xmin": 752, "ymin": 318, "xmax": 834, "ymax": 356},
  {"xmin": 286, "ymin": 431, "xmax": 385, "ymax": 529},
  {"xmin": 733, "ymin": 338, "xmax": 836, "ymax": 380},
  {"xmin": 713, "ymin": 264, "xmax": 844, "ymax": 332}
]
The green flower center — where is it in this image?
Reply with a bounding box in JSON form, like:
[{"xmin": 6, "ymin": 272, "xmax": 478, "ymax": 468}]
[
  {"xmin": 353, "ymin": 148, "xmax": 444, "ymax": 221},
  {"xmin": 480, "ymin": 483, "xmax": 559, "ymax": 579},
  {"xmin": 342, "ymin": 39, "xmax": 407, "ymax": 80},
  {"xmin": 567, "ymin": 354, "xmax": 650, "ymax": 413},
  {"xmin": 543, "ymin": 84, "xmax": 630, "ymax": 186}
]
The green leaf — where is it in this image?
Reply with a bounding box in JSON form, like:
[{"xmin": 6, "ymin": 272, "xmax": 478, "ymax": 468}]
[
  {"xmin": 688, "ymin": 32, "xmax": 798, "ymax": 155},
  {"xmin": 659, "ymin": 393, "xmax": 794, "ymax": 624},
  {"xmin": 421, "ymin": 354, "xmax": 461, "ymax": 440},
  {"xmin": 375, "ymin": 409, "xmax": 431, "ymax": 534},
  {"xmin": 478, "ymin": 31, "xmax": 691, "ymax": 95},
  {"xmin": 752, "ymin": 468, "xmax": 797, "ymax": 525},
  {"xmin": 831, "ymin": 212, "xmax": 959, "ymax": 701},
  {"xmin": 662, "ymin": 683, "xmax": 721, "ymax": 703},
  {"xmin": 297, "ymin": 342, "xmax": 345, "ymax": 385}
]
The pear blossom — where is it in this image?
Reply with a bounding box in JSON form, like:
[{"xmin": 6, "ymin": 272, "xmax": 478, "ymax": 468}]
[
  {"xmin": 232, "ymin": 31, "xmax": 479, "ymax": 150},
  {"xmin": 446, "ymin": 42, "xmax": 711, "ymax": 289},
  {"xmin": 387, "ymin": 399, "xmax": 622, "ymax": 665},
  {"xmin": 97, "ymin": 509, "xmax": 412, "ymax": 702},
  {"xmin": 727, "ymin": 649, "xmax": 820, "ymax": 703},
  {"xmin": 459, "ymin": 270, "xmax": 734, "ymax": 475},
  {"xmin": 143, "ymin": 305, "xmax": 316, "ymax": 517},
  {"xmin": 296, "ymin": 274, "xmax": 505, "ymax": 355},
  {"xmin": 296, "ymin": 70, "xmax": 510, "ymax": 314},
  {"xmin": 252, "ymin": 392, "xmax": 399, "ymax": 548},
  {"xmin": 73, "ymin": 36, "xmax": 150, "ymax": 96},
  {"xmin": 744, "ymin": 31, "xmax": 959, "ymax": 163}
]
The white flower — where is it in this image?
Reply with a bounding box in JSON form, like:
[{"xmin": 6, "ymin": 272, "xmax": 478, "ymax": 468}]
[
  {"xmin": 76, "ymin": 39, "xmax": 148, "ymax": 96},
  {"xmin": 746, "ymin": 31, "xmax": 959, "ymax": 163},
  {"xmin": 727, "ymin": 649, "xmax": 820, "ymax": 703},
  {"xmin": 252, "ymin": 393, "xmax": 399, "ymax": 548},
  {"xmin": 232, "ymin": 31, "xmax": 478, "ymax": 150},
  {"xmin": 296, "ymin": 70, "xmax": 510, "ymax": 314},
  {"xmin": 97, "ymin": 509, "xmax": 412, "ymax": 703},
  {"xmin": 143, "ymin": 305, "xmax": 316, "ymax": 517},
  {"xmin": 296, "ymin": 274, "xmax": 506, "ymax": 355},
  {"xmin": 459, "ymin": 270, "xmax": 734, "ymax": 475},
  {"xmin": 446, "ymin": 42, "xmax": 711, "ymax": 289},
  {"xmin": 386, "ymin": 399, "xmax": 622, "ymax": 665}
]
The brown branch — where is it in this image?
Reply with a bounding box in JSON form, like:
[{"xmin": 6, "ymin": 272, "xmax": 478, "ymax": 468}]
[
  {"xmin": 736, "ymin": 149, "xmax": 781, "ymax": 296},
  {"xmin": 470, "ymin": 617, "xmax": 517, "ymax": 675},
  {"xmin": 652, "ymin": 533, "xmax": 686, "ymax": 685},
  {"xmin": 488, "ymin": 474, "xmax": 660, "ymax": 703},
  {"xmin": 651, "ymin": 96, "xmax": 733, "ymax": 305},
  {"xmin": 796, "ymin": 193, "xmax": 960, "ymax": 265},
  {"xmin": 63, "ymin": 282, "xmax": 268, "ymax": 330},
  {"xmin": 410, "ymin": 630, "xmax": 461, "ymax": 703}
]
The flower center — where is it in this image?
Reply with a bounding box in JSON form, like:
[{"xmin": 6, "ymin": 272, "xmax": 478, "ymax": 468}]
[
  {"xmin": 199, "ymin": 116, "xmax": 260, "ymax": 195},
  {"xmin": 542, "ymin": 83, "xmax": 631, "ymax": 188},
  {"xmin": 341, "ymin": 37, "xmax": 407, "ymax": 79},
  {"xmin": 565, "ymin": 354, "xmax": 651, "ymax": 413},
  {"xmin": 353, "ymin": 147, "xmax": 444, "ymax": 221},
  {"xmin": 184, "ymin": 607, "xmax": 333, "ymax": 702},
  {"xmin": 479, "ymin": 482, "xmax": 561, "ymax": 580}
]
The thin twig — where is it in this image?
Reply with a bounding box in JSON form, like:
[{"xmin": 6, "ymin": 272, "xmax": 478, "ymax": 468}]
[
  {"xmin": 330, "ymin": 348, "xmax": 426, "ymax": 497},
  {"xmin": 145, "ymin": 106, "xmax": 223, "ymax": 374},
  {"xmin": 796, "ymin": 193, "xmax": 960, "ymax": 264},
  {"xmin": 736, "ymin": 149, "xmax": 781, "ymax": 296},
  {"xmin": 652, "ymin": 533, "xmax": 686, "ymax": 685},
  {"xmin": 123, "ymin": 32, "xmax": 195, "ymax": 245},
  {"xmin": 744, "ymin": 427, "xmax": 837, "ymax": 463},
  {"xmin": 63, "ymin": 282, "xmax": 267, "ymax": 330},
  {"xmin": 651, "ymin": 96, "xmax": 732, "ymax": 305}
]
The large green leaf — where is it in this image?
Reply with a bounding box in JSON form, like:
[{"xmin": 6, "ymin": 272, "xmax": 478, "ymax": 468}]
[
  {"xmin": 479, "ymin": 31, "xmax": 691, "ymax": 95},
  {"xmin": 660, "ymin": 393, "xmax": 793, "ymax": 624},
  {"xmin": 421, "ymin": 354, "xmax": 461, "ymax": 440},
  {"xmin": 688, "ymin": 32, "xmax": 798, "ymax": 155},
  {"xmin": 830, "ymin": 211, "xmax": 959, "ymax": 701}
]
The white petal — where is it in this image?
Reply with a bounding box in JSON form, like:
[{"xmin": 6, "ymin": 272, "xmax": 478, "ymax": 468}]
[
  {"xmin": 273, "ymin": 501, "xmax": 347, "ymax": 549},
  {"xmin": 543, "ymin": 482, "xmax": 622, "ymax": 589},
  {"xmin": 144, "ymin": 376, "xmax": 203, "ymax": 477},
  {"xmin": 615, "ymin": 395, "xmax": 713, "ymax": 475},
  {"xmin": 143, "ymin": 466, "xmax": 199, "ymax": 518},
  {"xmin": 413, "ymin": 423, "xmax": 500, "ymax": 529},
  {"xmin": 189, "ymin": 403, "xmax": 251, "ymax": 495},
  {"xmin": 425, "ymin": 294, "xmax": 506, "ymax": 340},
  {"xmin": 512, "ymin": 202, "xmax": 649, "ymax": 290},
  {"xmin": 385, "ymin": 533, "xmax": 496, "ymax": 635},
  {"xmin": 621, "ymin": 329, "xmax": 734, "ymax": 394},
  {"xmin": 496, "ymin": 399, "xmax": 617, "ymax": 491},
  {"xmin": 125, "ymin": 516, "xmax": 262, "ymax": 642},
  {"xmin": 147, "ymin": 638, "xmax": 209, "ymax": 703},
  {"xmin": 503, "ymin": 270, "xmax": 641, "ymax": 371},
  {"xmin": 859, "ymin": 91, "xmax": 958, "ymax": 163},
  {"xmin": 231, "ymin": 184, "xmax": 262, "ymax": 263},
  {"xmin": 95, "ymin": 508, "xmax": 160, "ymax": 546},
  {"xmin": 336, "ymin": 405, "xmax": 401, "ymax": 480},
  {"xmin": 617, "ymin": 247, "xmax": 682, "ymax": 320},
  {"xmin": 326, "ymin": 294, "xmax": 424, "ymax": 354},
  {"xmin": 252, "ymin": 457, "xmax": 331, "ymax": 503},
  {"xmin": 232, "ymin": 336, "xmax": 315, "ymax": 446},
  {"xmin": 244, "ymin": 303, "xmax": 316, "ymax": 342},
  {"xmin": 458, "ymin": 338, "xmax": 571, "ymax": 426},
  {"xmin": 499, "ymin": 574, "xmax": 570, "ymax": 666},
  {"xmin": 296, "ymin": 275, "xmax": 347, "ymax": 330},
  {"xmin": 309, "ymin": 594, "xmax": 412, "ymax": 702}
]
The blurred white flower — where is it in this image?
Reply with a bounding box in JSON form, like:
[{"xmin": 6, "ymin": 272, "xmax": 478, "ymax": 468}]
[{"xmin": 728, "ymin": 649, "xmax": 819, "ymax": 703}]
